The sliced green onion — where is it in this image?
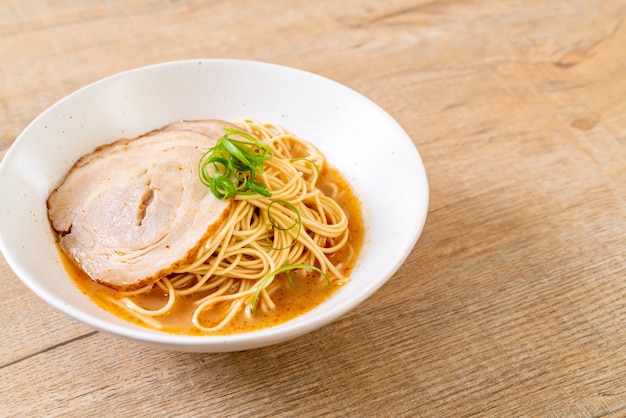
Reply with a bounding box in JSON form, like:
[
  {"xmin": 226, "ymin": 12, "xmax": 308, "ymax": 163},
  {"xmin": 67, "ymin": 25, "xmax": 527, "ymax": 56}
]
[
  {"xmin": 266, "ymin": 200, "xmax": 301, "ymax": 251},
  {"xmin": 199, "ymin": 127, "xmax": 274, "ymax": 199}
]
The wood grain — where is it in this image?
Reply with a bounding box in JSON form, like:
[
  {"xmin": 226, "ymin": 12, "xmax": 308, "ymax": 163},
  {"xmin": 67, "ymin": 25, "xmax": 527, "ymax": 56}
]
[{"xmin": 1, "ymin": 0, "xmax": 626, "ymax": 416}]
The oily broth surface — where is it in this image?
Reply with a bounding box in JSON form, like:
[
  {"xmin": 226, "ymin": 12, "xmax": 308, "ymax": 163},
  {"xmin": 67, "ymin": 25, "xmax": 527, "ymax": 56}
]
[{"xmin": 62, "ymin": 164, "xmax": 364, "ymax": 336}]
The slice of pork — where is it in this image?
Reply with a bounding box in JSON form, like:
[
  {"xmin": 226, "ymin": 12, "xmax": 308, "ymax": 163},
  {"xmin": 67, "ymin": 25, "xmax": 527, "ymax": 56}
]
[{"xmin": 47, "ymin": 120, "xmax": 234, "ymax": 290}]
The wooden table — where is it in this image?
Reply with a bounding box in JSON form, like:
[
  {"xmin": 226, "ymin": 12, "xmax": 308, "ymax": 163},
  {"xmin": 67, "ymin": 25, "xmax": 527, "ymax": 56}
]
[{"xmin": 2, "ymin": 1, "xmax": 626, "ymax": 416}]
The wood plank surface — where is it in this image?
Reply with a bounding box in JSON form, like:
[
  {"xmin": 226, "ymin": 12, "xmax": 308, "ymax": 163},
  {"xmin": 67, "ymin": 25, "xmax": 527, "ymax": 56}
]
[{"xmin": 1, "ymin": 0, "xmax": 626, "ymax": 416}]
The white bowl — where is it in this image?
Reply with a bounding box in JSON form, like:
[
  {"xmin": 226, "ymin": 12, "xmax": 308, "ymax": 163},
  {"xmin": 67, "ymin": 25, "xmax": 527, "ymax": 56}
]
[{"xmin": 0, "ymin": 59, "xmax": 428, "ymax": 352}]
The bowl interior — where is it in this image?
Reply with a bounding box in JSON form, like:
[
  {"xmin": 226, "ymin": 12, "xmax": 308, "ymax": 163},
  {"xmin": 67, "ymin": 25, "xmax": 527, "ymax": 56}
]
[{"xmin": 0, "ymin": 59, "xmax": 428, "ymax": 352}]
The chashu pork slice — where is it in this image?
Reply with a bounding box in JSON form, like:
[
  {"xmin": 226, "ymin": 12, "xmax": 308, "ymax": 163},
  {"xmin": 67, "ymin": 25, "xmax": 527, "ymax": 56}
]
[{"xmin": 47, "ymin": 122, "xmax": 233, "ymax": 290}]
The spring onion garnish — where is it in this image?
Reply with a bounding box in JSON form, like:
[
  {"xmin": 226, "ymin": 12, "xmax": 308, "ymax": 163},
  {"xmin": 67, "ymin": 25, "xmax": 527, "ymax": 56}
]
[
  {"xmin": 199, "ymin": 127, "xmax": 274, "ymax": 199},
  {"xmin": 266, "ymin": 200, "xmax": 302, "ymax": 250},
  {"xmin": 250, "ymin": 264, "xmax": 331, "ymax": 313}
]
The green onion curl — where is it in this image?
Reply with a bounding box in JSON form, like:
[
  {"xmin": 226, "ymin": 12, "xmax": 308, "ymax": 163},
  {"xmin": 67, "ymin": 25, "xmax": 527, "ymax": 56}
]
[{"xmin": 199, "ymin": 127, "xmax": 274, "ymax": 199}]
